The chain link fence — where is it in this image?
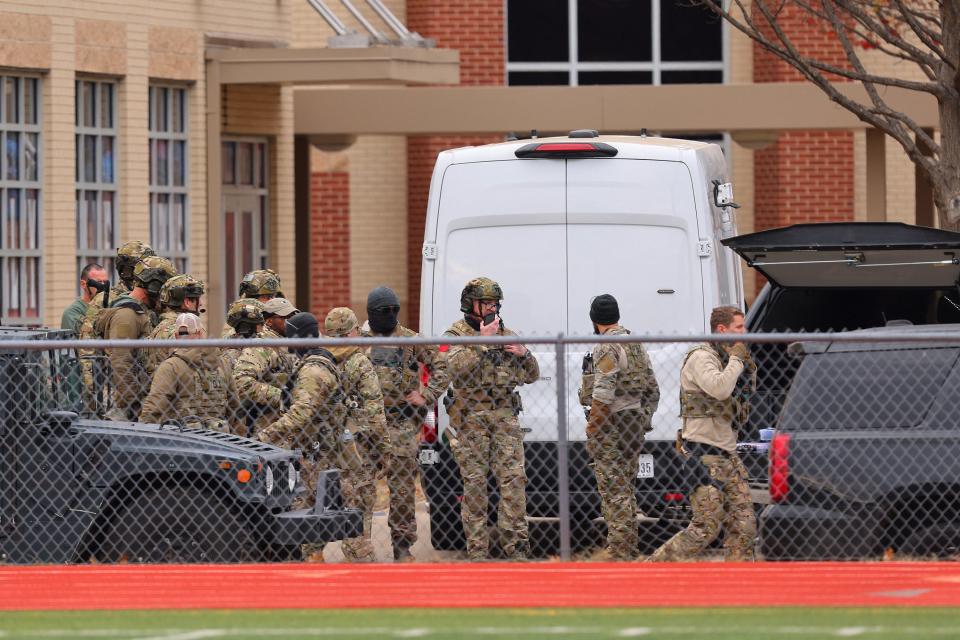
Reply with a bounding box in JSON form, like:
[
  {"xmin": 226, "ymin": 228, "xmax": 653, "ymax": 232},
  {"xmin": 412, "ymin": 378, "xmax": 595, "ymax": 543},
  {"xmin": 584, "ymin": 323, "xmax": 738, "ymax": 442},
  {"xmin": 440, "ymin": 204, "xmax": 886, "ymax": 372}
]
[{"xmin": 1, "ymin": 327, "xmax": 959, "ymax": 563}]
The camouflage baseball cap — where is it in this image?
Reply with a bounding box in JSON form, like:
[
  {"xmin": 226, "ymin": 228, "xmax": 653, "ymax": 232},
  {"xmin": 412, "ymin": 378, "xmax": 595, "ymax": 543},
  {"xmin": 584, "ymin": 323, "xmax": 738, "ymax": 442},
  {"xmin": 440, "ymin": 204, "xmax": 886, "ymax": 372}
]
[
  {"xmin": 324, "ymin": 307, "xmax": 359, "ymax": 337},
  {"xmin": 459, "ymin": 276, "xmax": 503, "ymax": 313},
  {"xmin": 226, "ymin": 298, "xmax": 266, "ymax": 328},
  {"xmin": 238, "ymin": 269, "xmax": 283, "ymax": 298},
  {"xmin": 133, "ymin": 256, "xmax": 178, "ymax": 295},
  {"xmin": 159, "ymin": 274, "xmax": 205, "ymax": 309}
]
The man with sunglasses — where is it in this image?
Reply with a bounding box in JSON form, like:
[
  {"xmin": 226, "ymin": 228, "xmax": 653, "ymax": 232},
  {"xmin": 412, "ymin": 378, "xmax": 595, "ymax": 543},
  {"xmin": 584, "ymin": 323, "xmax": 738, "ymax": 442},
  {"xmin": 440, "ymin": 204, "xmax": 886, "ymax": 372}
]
[
  {"xmin": 361, "ymin": 286, "xmax": 449, "ymax": 562},
  {"xmin": 61, "ymin": 262, "xmax": 109, "ymax": 334}
]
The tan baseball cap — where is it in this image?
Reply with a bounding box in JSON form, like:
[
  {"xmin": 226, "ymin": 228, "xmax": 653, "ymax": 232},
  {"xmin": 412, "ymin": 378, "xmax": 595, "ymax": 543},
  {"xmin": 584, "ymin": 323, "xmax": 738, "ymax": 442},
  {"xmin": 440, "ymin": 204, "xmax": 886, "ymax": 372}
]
[
  {"xmin": 262, "ymin": 297, "xmax": 299, "ymax": 318},
  {"xmin": 175, "ymin": 313, "xmax": 204, "ymax": 337}
]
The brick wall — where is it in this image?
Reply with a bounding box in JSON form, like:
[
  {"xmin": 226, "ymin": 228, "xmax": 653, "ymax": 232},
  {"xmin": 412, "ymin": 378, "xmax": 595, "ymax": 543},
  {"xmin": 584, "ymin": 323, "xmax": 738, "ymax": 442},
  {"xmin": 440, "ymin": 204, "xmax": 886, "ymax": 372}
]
[
  {"xmin": 310, "ymin": 172, "xmax": 351, "ymax": 319},
  {"xmin": 752, "ymin": 3, "xmax": 855, "ymax": 294},
  {"xmin": 405, "ymin": 0, "xmax": 503, "ymax": 330}
]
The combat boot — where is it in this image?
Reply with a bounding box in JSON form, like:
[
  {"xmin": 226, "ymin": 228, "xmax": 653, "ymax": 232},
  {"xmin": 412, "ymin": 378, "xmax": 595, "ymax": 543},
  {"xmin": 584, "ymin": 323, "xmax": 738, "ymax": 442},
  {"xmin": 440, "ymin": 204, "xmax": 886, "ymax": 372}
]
[{"xmin": 393, "ymin": 543, "xmax": 414, "ymax": 562}]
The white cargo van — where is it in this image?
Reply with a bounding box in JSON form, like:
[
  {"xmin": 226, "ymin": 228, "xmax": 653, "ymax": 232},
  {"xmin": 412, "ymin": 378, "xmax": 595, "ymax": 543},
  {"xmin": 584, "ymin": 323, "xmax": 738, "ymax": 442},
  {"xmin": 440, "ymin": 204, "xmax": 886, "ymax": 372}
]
[{"xmin": 416, "ymin": 131, "xmax": 743, "ymax": 553}]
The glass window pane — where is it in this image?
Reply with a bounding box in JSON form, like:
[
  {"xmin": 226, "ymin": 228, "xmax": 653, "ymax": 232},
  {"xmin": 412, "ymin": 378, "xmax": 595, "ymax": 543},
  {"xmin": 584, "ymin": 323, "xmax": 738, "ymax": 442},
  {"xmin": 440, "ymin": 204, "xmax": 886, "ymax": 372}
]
[
  {"xmin": 508, "ymin": 71, "xmax": 570, "ymax": 86},
  {"xmin": 241, "ymin": 210, "xmax": 254, "ymax": 274},
  {"xmin": 156, "ymin": 140, "xmax": 168, "ymax": 186},
  {"xmin": 83, "ymin": 135, "xmax": 96, "ymax": 183},
  {"xmin": 237, "ymin": 143, "xmax": 253, "ymax": 186},
  {"xmin": 260, "ymin": 196, "xmax": 268, "ymax": 251},
  {"xmin": 175, "ymin": 194, "xmax": 187, "ymax": 252},
  {"xmin": 100, "ymin": 83, "xmax": 113, "ymax": 128},
  {"xmin": 5, "ymin": 132, "xmax": 19, "ymax": 180},
  {"xmin": 85, "ymin": 191, "xmax": 97, "ymax": 250},
  {"xmin": 148, "ymin": 86, "xmax": 156, "ymax": 131},
  {"xmin": 102, "ymin": 191, "xmax": 114, "ymax": 249},
  {"xmin": 222, "ymin": 142, "xmax": 235, "ymax": 185},
  {"xmin": 102, "ymin": 136, "xmax": 115, "ymax": 183},
  {"xmin": 173, "ymin": 89, "xmax": 185, "ymax": 133},
  {"xmin": 661, "ymin": 0, "xmax": 722, "ymax": 62},
  {"xmin": 24, "ymin": 133, "xmax": 38, "ymax": 182},
  {"xmin": 258, "ymin": 143, "xmax": 267, "ymax": 188},
  {"xmin": 578, "ymin": 70, "xmax": 653, "ymax": 85},
  {"xmin": 25, "ymin": 256, "xmax": 38, "ymax": 318},
  {"xmin": 82, "ymin": 81, "xmax": 96, "ymax": 128},
  {"xmin": 173, "ymin": 140, "xmax": 185, "ymax": 187},
  {"xmin": 225, "ymin": 209, "xmax": 235, "ymax": 297},
  {"xmin": 5, "ymin": 77, "xmax": 19, "ymax": 124},
  {"xmin": 25, "ymin": 189, "xmax": 37, "ymax": 249},
  {"xmin": 24, "ymin": 78, "xmax": 36, "ymax": 125},
  {"xmin": 578, "ymin": 0, "xmax": 651, "ymax": 62},
  {"xmin": 7, "ymin": 257, "xmax": 21, "ymax": 317},
  {"xmin": 660, "ymin": 69, "xmax": 723, "ymax": 84},
  {"xmin": 5, "ymin": 190, "xmax": 20, "ymax": 249},
  {"xmin": 158, "ymin": 87, "xmax": 169, "ymax": 133},
  {"xmin": 156, "ymin": 193, "xmax": 169, "ymax": 251},
  {"xmin": 507, "ymin": 0, "xmax": 569, "ymax": 62}
]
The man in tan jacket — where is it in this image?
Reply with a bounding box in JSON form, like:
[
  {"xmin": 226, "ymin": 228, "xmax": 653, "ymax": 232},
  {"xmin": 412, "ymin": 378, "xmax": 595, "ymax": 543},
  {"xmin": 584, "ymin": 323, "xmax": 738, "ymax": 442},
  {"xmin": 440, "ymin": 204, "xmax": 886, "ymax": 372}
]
[{"xmin": 648, "ymin": 305, "xmax": 756, "ymax": 561}]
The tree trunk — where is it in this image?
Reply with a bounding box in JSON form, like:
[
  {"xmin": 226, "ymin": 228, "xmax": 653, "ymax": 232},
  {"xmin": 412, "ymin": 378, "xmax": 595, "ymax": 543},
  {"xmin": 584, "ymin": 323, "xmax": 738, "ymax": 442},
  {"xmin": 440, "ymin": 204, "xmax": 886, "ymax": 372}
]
[{"xmin": 935, "ymin": 0, "xmax": 960, "ymax": 230}]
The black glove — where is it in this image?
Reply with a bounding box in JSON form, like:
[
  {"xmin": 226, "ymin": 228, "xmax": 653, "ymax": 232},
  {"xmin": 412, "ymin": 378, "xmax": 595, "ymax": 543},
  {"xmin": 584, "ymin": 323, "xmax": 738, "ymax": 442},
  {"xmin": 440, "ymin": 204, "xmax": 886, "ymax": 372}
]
[{"xmin": 281, "ymin": 386, "xmax": 293, "ymax": 409}]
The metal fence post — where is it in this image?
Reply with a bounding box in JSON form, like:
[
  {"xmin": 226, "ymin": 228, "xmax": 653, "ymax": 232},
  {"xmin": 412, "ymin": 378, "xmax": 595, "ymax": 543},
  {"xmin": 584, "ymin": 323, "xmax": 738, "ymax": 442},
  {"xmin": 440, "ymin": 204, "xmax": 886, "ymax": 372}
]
[{"xmin": 554, "ymin": 334, "xmax": 572, "ymax": 561}]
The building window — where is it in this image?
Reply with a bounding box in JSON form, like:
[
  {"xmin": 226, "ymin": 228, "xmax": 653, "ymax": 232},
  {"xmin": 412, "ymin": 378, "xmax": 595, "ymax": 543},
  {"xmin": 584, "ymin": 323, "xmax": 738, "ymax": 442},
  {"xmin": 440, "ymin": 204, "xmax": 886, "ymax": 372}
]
[
  {"xmin": 149, "ymin": 85, "xmax": 189, "ymax": 273},
  {"xmin": 222, "ymin": 139, "xmax": 269, "ymax": 300},
  {"xmin": 506, "ymin": 0, "xmax": 723, "ymax": 86},
  {"xmin": 76, "ymin": 79, "xmax": 118, "ymax": 285},
  {"xmin": 0, "ymin": 75, "xmax": 41, "ymax": 325}
]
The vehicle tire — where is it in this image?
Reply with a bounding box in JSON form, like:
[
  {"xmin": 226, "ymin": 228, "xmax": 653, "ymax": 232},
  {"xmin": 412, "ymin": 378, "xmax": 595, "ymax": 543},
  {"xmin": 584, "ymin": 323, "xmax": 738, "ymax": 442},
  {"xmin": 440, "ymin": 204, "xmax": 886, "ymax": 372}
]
[
  {"xmin": 98, "ymin": 486, "xmax": 259, "ymax": 563},
  {"xmin": 899, "ymin": 523, "xmax": 960, "ymax": 559}
]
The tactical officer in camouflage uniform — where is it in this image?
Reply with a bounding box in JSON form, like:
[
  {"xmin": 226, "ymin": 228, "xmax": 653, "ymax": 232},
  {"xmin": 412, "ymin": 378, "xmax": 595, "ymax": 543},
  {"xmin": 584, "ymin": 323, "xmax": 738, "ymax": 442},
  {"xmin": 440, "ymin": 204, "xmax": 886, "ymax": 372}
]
[
  {"xmin": 258, "ymin": 312, "xmax": 345, "ymax": 559},
  {"xmin": 77, "ymin": 241, "xmax": 155, "ymax": 414},
  {"xmin": 649, "ymin": 306, "xmax": 757, "ymax": 562},
  {"xmin": 579, "ymin": 294, "xmax": 660, "ymax": 560},
  {"xmin": 139, "ymin": 314, "xmax": 229, "ymax": 431},
  {"xmin": 362, "ymin": 286, "xmax": 449, "ymax": 561},
  {"xmin": 221, "ymin": 299, "xmax": 266, "ymax": 435},
  {"xmin": 326, "ymin": 307, "xmax": 390, "ymax": 563},
  {"xmin": 232, "ymin": 292, "xmax": 296, "ymax": 438},
  {"xmin": 95, "ymin": 256, "xmax": 178, "ymax": 420},
  {"xmin": 221, "ymin": 269, "xmax": 283, "ymax": 338},
  {"xmin": 146, "ymin": 274, "xmax": 205, "ymax": 376},
  {"xmin": 444, "ymin": 277, "xmax": 540, "ymax": 560}
]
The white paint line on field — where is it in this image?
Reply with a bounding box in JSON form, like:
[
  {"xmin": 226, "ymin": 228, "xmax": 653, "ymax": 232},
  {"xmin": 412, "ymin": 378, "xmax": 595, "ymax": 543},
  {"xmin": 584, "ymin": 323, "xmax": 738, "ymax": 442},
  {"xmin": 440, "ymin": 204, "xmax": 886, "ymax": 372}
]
[
  {"xmin": 834, "ymin": 628, "xmax": 867, "ymax": 637},
  {"xmin": 131, "ymin": 631, "xmax": 225, "ymax": 640},
  {"xmin": 617, "ymin": 628, "xmax": 652, "ymax": 637},
  {"xmin": 393, "ymin": 630, "xmax": 431, "ymax": 638}
]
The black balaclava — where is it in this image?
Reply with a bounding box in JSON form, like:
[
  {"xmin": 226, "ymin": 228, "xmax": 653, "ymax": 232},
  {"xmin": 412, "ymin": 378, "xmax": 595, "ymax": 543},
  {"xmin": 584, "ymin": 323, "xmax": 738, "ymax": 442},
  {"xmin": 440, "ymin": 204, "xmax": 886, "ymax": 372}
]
[
  {"xmin": 285, "ymin": 312, "xmax": 320, "ymax": 356},
  {"xmin": 367, "ymin": 286, "xmax": 401, "ymax": 335},
  {"xmin": 589, "ymin": 294, "xmax": 620, "ymax": 333}
]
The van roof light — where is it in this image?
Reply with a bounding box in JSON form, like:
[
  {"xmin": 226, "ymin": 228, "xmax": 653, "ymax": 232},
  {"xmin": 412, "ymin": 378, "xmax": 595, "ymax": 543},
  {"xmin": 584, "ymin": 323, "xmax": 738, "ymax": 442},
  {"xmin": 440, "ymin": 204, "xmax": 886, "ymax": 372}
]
[{"xmin": 515, "ymin": 142, "xmax": 618, "ymax": 159}]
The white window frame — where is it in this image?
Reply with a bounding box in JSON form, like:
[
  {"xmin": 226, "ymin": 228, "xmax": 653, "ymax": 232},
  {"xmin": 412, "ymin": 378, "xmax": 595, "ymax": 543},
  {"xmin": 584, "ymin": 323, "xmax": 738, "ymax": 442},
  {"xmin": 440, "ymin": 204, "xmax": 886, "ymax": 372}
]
[
  {"xmin": 75, "ymin": 78, "xmax": 119, "ymax": 285},
  {"xmin": 505, "ymin": 0, "xmax": 725, "ymax": 86},
  {"xmin": 0, "ymin": 74, "xmax": 42, "ymax": 326},
  {"xmin": 222, "ymin": 137, "xmax": 270, "ymax": 299},
  {"xmin": 149, "ymin": 84, "xmax": 190, "ymax": 274}
]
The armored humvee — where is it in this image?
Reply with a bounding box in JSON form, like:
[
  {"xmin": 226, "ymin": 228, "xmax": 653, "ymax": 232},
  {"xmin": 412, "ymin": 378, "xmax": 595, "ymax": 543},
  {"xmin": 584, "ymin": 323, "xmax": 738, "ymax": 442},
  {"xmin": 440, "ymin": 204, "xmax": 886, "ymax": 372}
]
[{"xmin": 0, "ymin": 328, "xmax": 361, "ymax": 563}]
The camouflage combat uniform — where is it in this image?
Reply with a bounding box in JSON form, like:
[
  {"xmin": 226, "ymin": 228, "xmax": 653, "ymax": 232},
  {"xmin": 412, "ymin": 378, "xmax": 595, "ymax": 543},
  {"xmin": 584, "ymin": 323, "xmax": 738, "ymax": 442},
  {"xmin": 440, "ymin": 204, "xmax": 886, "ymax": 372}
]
[
  {"xmin": 363, "ymin": 322, "xmax": 449, "ymax": 557},
  {"xmin": 220, "ymin": 269, "xmax": 284, "ymax": 339},
  {"xmin": 258, "ymin": 347, "xmax": 344, "ymax": 558},
  {"xmin": 328, "ymin": 343, "xmax": 389, "ymax": 563},
  {"xmin": 232, "ymin": 325, "xmax": 295, "ymax": 438},
  {"xmin": 139, "ymin": 347, "xmax": 229, "ymax": 431},
  {"xmin": 77, "ymin": 282, "xmax": 130, "ymax": 414},
  {"xmin": 445, "ymin": 319, "xmax": 540, "ymax": 560},
  {"xmin": 94, "ymin": 296, "xmax": 155, "ymax": 420},
  {"xmin": 648, "ymin": 343, "xmax": 756, "ymax": 562},
  {"xmin": 146, "ymin": 309, "xmax": 180, "ymax": 375},
  {"xmin": 579, "ymin": 325, "xmax": 660, "ymax": 560}
]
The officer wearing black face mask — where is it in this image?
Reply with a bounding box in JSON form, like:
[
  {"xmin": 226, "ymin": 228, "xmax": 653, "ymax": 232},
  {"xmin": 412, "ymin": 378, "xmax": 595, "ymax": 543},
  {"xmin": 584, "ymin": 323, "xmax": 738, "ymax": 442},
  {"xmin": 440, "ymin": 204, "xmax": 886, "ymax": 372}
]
[{"xmin": 359, "ymin": 286, "xmax": 449, "ymax": 561}]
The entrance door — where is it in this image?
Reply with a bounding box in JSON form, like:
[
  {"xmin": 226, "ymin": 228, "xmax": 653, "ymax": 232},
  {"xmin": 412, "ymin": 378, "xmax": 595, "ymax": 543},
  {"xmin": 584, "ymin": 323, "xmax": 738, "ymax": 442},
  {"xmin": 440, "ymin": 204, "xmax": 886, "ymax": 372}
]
[{"xmin": 222, "ymin": 139, "xmax": 269, "ymax": 299}]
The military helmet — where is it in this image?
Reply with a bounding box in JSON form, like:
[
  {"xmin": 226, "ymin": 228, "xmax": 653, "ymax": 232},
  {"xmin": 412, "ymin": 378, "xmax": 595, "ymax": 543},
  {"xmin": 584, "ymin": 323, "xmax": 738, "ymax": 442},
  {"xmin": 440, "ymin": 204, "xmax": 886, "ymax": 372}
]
[
  {"xmin": 226, "ymin": 298, "xmax": 265, "ymax": 331},
  {"xmin": 238, "ymin": 269, "xmax": 283, "ymax": 298},
  {"xmin": 159, "ymin": 274, "xmax": 205, "ymax": 309},
  {"xmin": 459, "ymin": 276, "xmax": 503, "ymax": 314},
  {"xmin": 133, "ymin": 256, "xmax": 178, "ymax": 296},
  {"xmin": 325, "ymin": 307, "xmax": 359, "ymax": 337},
  {"xmin": 116, "ymin": 241, "xmax": 156, "ymax": 287}
]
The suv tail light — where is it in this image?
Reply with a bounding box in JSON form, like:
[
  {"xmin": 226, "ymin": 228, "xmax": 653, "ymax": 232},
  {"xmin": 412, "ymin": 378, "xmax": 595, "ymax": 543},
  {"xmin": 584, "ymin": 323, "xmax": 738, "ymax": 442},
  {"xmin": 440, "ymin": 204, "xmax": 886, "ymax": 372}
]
[
  {"xmin": 769, "ymin": 433, "xmax": 791, "ymax": 503},
  {"xmin": 515, "ymin": 142, "xmax": 618, "ymax": 159}
]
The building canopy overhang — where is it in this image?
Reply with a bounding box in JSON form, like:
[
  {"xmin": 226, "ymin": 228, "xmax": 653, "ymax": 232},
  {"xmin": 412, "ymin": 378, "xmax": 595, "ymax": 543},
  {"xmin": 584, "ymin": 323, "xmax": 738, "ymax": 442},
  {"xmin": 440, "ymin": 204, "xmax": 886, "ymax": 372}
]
[
  {"xmin": 293, "ymin": 82, "xmax": 938, "ymax": 135},
  {"xmin": 207, "ymin": 45, "xmax": 459, "ymax": 86}
]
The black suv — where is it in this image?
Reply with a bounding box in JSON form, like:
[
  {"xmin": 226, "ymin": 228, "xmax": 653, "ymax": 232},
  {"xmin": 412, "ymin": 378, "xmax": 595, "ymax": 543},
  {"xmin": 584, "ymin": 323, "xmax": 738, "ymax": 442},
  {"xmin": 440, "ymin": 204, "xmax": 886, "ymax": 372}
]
[
  {"xmin": 759, "ymin": 326, "xmax": 960, "ymax": 560},
  {"xmin": 0, "ymin": 328, "xmax": 362, "ymax": 563}
]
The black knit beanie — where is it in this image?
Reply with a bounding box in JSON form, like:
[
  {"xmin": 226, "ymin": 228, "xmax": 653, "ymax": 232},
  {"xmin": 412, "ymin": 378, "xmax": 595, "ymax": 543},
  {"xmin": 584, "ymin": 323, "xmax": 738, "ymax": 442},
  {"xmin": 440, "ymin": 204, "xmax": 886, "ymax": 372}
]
[
  {"xmin": 367, "ymin": 286, "xmax": 400, "ymax": 311},
  {"xmin": 589, "ymin": 294, "xmax": 620, "ymax": 325}
]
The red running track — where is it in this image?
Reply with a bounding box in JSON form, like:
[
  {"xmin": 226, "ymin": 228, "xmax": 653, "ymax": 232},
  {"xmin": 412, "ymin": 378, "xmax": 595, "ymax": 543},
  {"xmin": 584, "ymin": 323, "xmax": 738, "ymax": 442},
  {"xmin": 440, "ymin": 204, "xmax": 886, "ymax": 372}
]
[{"xmin": 2, "ymin": 563, "xmax": 959, "ymax": 611}]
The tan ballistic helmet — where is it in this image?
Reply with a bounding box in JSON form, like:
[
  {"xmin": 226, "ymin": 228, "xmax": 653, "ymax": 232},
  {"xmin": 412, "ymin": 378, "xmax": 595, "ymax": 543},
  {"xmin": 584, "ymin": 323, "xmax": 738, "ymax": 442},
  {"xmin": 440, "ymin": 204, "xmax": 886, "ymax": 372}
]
[
  {"xmin": 159, "ymin": 274, "xmax": 205, "ymax": 310},
  {"xmin": 116, "ymin": 240, "xmax": 156, "ymax": 286},
  {"xmin": 324, "ymin": 307, "xmax": 359, "ymax": 337},
  {"xmin": 133, "ymin": 256, "xmax": 178, "ymax": 296},
  {"xmin": 226, "ymin": 298, "xmax": 266, "ymax": 329},
  {"xmin": 460, "ymin": 276, "xmax": 503, "ymax": 313},
  {"xmin": 239, "ymin": 268, "xmax": 283, "ymax": 298}
]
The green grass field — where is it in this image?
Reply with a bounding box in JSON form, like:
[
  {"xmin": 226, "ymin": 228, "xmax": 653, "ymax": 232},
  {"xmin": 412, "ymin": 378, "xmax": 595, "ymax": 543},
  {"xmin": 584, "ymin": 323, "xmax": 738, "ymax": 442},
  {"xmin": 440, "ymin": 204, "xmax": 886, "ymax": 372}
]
[{"xmin": 2, "ymin": 608, "xmax": 959, "ymax": 640}]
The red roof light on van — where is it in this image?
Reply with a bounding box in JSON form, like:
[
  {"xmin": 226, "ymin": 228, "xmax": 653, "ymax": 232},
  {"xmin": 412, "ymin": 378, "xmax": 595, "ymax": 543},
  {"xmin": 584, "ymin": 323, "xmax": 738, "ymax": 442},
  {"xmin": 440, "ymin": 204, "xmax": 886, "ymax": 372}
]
[{"xmin": 515, "ymin": 142, "xmax": 618, "ymax": 159}]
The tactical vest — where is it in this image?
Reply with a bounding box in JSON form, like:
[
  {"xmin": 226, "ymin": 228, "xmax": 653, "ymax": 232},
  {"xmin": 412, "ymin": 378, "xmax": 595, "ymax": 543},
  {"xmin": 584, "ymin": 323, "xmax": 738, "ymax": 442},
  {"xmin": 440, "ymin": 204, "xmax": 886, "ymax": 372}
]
[
  {"xmin": 444, "ymin": 320, "xmax": 524, "ymax": 410},
  {"xmin": 579, "ymin": 329, "xmax": 659, "ymax": 407},
  {"xmin": 367, "ymin": 342, "xmax": 419, "ymax": 398},
  {"xmin": 678, "ymin": 344, "xmax": 739, "ymax": 422},
  {"xmin": 171, "ymin": 352, "xmax": 229, "ymax": 431},
  {"xmin": 297, "ymin": 349, "xmax": 349, "ymax": 451}
]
